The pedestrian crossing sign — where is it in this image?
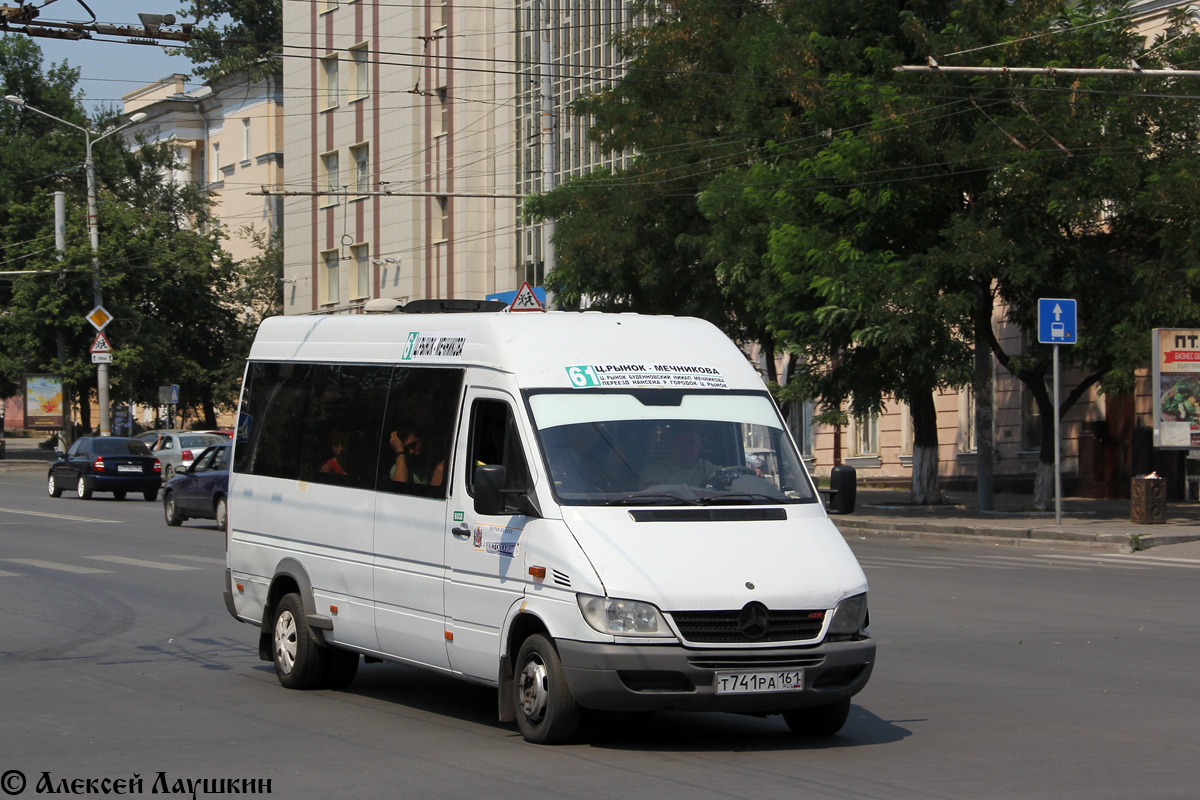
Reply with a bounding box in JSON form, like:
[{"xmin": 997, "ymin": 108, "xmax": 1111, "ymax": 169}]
[{"xmin": 508, "ymin": 282, "xmax": 545, "ymax": 312}]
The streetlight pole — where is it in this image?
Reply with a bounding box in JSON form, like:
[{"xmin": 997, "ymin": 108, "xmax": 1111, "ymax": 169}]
[{"xmin": 4, "ymin": 95, "xmax": 147, "ymax": 436}]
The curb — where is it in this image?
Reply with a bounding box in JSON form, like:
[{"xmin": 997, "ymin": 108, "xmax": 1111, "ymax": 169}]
[{"xmin": 835, "ymin": 517, "xmax": 1200, "ymax": 553}]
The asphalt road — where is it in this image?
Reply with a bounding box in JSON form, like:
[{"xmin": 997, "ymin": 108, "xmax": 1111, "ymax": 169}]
[{"xmin": 1, "ymin": 468, "xmax": 1198, "ymax": 799}]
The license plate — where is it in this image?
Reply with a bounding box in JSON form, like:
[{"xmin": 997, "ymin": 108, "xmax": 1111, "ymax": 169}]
[
  {"xmin": 714, "ymin": 669, "xmax": 803, "ymax": 694},
  {"xmin": 117, "ymin": 464, "xmax": 141, "ymax": 473}
]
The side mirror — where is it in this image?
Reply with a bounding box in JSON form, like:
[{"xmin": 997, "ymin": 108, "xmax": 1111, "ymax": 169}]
[
  {"xmin": 54, "ymin": 450, "xmax": 65, "ymax": 459},
  {"xmin": 474, "ymin": 464, "xmax": 506, "ymax": 516},
  {"xmin": 827, "ymin": 464, "xmax": 857, "ymax": 515}
]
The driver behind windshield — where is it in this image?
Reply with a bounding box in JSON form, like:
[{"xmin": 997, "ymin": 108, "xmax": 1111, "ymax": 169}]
[{"xmin": 640, "ymin": 425, "xmax": 720, "ymax": 487}]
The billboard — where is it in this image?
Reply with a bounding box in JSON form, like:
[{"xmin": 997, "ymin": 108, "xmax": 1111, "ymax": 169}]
[
  {"xmin": 1153, "ymin": 330, "xmax": 1200, "ymax": 449},
  {"xmin": 23, "ymin": 374, "xmax": 65, "ymax": 431}
]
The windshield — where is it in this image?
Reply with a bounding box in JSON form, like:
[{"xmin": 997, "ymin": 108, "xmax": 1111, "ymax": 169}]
[{"xmin": 527, "ymin": 391, "xmax": 817, "ymax": 506}]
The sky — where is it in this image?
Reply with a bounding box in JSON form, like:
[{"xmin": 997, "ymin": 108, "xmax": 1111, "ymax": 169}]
[{"xmin": 24, "ymin": 0, "xmax": 203, "ymax": 115}]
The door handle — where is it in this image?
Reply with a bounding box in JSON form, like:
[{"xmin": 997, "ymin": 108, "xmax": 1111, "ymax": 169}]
[{"xmin": 451, "ymin": 525, "xmax": 471, "ymax": 538}]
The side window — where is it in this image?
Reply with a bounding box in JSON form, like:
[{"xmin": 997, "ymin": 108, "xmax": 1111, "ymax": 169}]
[
  {"xmin": 233, "ymin": 362, "xmax": 390, "ymax": 491},
  {"xmin": 192, "ymin": 449, "xmax": 215, "ymax": 472},
  {"xmin": 161, "ymin": 437, "xmax": 174, "ymax": 451},
  {"xmin": 379, "ymin": 366, "xmax": 464, "ymax": 499},
  {"xmin": 211, "ymin": 447, "xmax": 229, "ymax": 471},
  {"xmin": 467, "ymin": 399, "xmax": 532, "ymax": 513},
  {"xmin": 68, "ymin": 439, "xmax": 86, "ymax": 457}
]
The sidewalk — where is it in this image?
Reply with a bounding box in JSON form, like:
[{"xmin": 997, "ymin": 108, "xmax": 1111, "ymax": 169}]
[
  {"xmin": 837, "ymin": 486, "xmax": 1200, "ymax": 554},
  {"xmin": 0, "ymin": 435, "xmax": 57, "ymax": 469}
]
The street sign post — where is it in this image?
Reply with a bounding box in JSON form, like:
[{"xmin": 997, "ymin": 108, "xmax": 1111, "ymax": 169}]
[{"xmin": 1038, "ymin": 298, "xmax": 1078, "ymax": 526}]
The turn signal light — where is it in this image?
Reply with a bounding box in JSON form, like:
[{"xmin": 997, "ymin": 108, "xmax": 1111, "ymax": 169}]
[{"xmin": 528, "ymin": 566, "xmax": 547, "ymax": 580}]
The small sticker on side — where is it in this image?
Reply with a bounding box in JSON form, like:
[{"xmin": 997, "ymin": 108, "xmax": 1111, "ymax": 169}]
[
  {"xmin": 471, "ymin": 523, "xmax": 524, "ymax": 558},
  {"xmin": 402, "ymin": 331, "xmax": 468, "ymax": 362},
  {"xmin": 565, "ymin": 363, "xmax": 727, "ymax": 390}
]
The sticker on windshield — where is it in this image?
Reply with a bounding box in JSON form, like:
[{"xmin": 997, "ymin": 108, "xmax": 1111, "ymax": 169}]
[
  {"xmin": 471, "ymin": 523, "xmax": 523, "ymax": 557},
  {"xmin": 565, "ymin": 364, "xmax": 727, "ymax": 390},
  {"xmin": 402, "ymin": 331, "xmax": 468, "ymax": 362}
]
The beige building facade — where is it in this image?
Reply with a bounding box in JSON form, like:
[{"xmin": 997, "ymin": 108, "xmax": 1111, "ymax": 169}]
[{"xmin": 123, "ymin": 71, "xmax": 285, "ymax": 264}]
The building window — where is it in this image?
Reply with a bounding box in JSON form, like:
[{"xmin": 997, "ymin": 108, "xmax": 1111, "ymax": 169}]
[
  {"xmin": 320, "ymin": 150, "xmax": 340, "ymax": 207},
  {"xmin": 321, "ymin": 250, "xmax": 340, "ymax": 305},
  {"xmin": 435, "ymin": 87, "xmax": 448, "ymax": 136},
  {"xmin": 853, "ymin": 412, "xmax": 879, "ymax": 457},
  {"xmin": 351, "ymin": 45, "xmax": 369, "ymax": 101},
  {"xmin": 242, "ymin": 118, "xmax": 251, "ymax": 163},
  {"xmin": 434, "ymin": 195, "xmax": 448, "ymax": 242},
  {"xmin": 437, "ymin": 0, "xmax": 447, "ymax": 29},
  {"xmin": 318, "ymin": 0, "xmax": 338, "ymax": 14},
  {"xmin": 351, "ymin": 244, "xmax": 370, "ymax": 299},
  {"xmin": 350, "ymin": 143, "xmax": 369, "ymax": 197},
  {"xmin": 320, "ymin": 55, "xmax": 339, "ymax": 110},
  {"xmin": 211, "ymin": 142, "xmax": 221, "ymax": 183},
  {"xmin": 959, "ymin": 387, "xmax": 977, "ymax": 454}
]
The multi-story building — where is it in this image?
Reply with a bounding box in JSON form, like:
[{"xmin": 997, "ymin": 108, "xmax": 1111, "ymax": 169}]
[{"xmin": 123, "ymin": 70, "xmax": 284, "ymax": 263}]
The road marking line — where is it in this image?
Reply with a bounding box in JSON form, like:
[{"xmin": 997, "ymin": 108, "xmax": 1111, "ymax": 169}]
[
  {"xmin": 2, "ymin": 559, "xmax": 112, "ymax": 574},
  {"xmin": 1062, "ymin": 554, "xmax": 1200, "ymax": 570},
  {"xmin": 855, "ymin": 558, "xmax": 954, "ymax": 570},
  {"xmin": 0, "ymin": 569, "xmax": 24, "ymax": 578},
  {"xmin": 161, "ymin": 555, "xmax": 226, "ymax": 565},
  {"xmin": 85, "ymin": 556, "xmax": 198, "ymax": 571},
  {"xmin": 0, "ymin": 507, "xmax": 117, "ymax": 523},
  {"xmin": 912, "ymin": 556, "xmax": 1018, "ymax": 569}
]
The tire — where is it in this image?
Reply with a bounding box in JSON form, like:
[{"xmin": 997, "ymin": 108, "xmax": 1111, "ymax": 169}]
[
  {"xmin": 214, "ymin": 496, "xmax": 227, "ymax": 531},
  {"xmin": 165, "ymin": 465, "xmax": 175, "ymax": 480},
  {"xmin": 322, "ymin": 648, "xmax": 360, "ymax": 690},
  {"xmin": 77, "ymin": 475, "xmax": 93, "ymax": 500},
  {"xmin": 143, "ymin": 489, "xmax": 158, "ymax": 502},
  {"xmin": 513, "ymin": 634, "xmax": 581, "ymax": 744},
  {"xmin": 164, "ymin": 491, "xmax": 184, "ymax": 526},
  {"xmin": 48, "ymin": 473, "xmax": 62, "ymax": 498},
  {"xmin": 271, "ymin": 593, "xmax": 327, "ymax": 689},
  {"xmin": 782, "ymin": 698, "xmax": 851, "ymax": 737},
  {"xmin": 113, "ymin": 490, "xmax": 127, "ymax": 501}
]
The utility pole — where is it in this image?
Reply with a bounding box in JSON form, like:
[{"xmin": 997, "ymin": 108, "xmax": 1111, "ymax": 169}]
[
  {"xmin": 54, "ymin": 190, "xmax": 73, "ymax": 448},
  {"xmin": 3, "ymin": 95, "xmax": 146, "ymax": 436}
]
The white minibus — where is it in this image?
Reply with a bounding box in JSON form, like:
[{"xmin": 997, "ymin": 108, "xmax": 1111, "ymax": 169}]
[{"xmin": 223, "ymin": 301, "xmax": 873, "ymax": 743}]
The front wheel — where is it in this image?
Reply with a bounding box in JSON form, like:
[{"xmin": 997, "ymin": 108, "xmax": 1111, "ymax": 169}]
[
  {"xmin": 164, "ymin": 465, "xmax": 175, "ymax": 480},
  {"xmin": 164, "ymin": 491, "xmax": 184, "ymax": 526},
  {"xmin": 77, "ymin": 475, "xmax": 92, "ymax": 500},
  {"xmin": 513, "ymin": 634, "xmax": 581, "ymax": 744},
  {"xmin": 782, "ymin": 698, "xmax": 851, "ymax": 737},
  {"xmin": 214, "ymin": 497, "xmax": 227, "ymax": 531},
  {"xmin": 271, "ymin": 593, "xmax": 327, "ymax": 689},
  {"xmin": 48, "ymin": 473, "xmax": 62, "ymax": 498}
]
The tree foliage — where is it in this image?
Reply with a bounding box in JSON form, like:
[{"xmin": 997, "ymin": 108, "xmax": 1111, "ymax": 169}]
[
  {"xmin": 529, "ymin": 0, "xmax": 1200, "ymax": 505},
  {"xmin": 0, "ymin": 36, "xmax": 258, "ymax": 432},
  {"xmin": 176, "ymin": 0, "xmax": 282, "ymax": 82}
]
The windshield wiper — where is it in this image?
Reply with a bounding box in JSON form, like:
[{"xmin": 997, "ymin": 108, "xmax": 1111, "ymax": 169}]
[
  {"xmin": 606, "ymin": 492, "xmax": 702, "ymax": 506},
  {"xmin": 697, "ymin": 493, "xmax": 780, "ymax": 505}
]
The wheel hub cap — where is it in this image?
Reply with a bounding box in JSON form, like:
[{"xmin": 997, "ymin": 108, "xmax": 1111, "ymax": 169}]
[
  {"xmin": 517, "ymin": 657, "xmax": 549, "ymax": 721},
  {"xmin": 274, "ymin": 610, "xmax": 298, "ymax": 674}
]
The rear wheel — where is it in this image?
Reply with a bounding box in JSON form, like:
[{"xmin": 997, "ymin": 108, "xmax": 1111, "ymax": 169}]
[
  {"xmin": 271, "ymin": 593, "xmax": 327, "ymax": 689},
  {"xmin": 113, "ymin": 490, "xmax": 126, "ymax": 501},
  {"xmin": 164, "ymin": 465, "xmax": 175, "ymax": 480},
  {"xmin": 143, "ymin": 489, "xmax": 158, "ymax": 502},
  {"xmin": 164, "ymin": 491, "xmax": 184, "ymax": 526},
  {"xmin": 513, "ymin": 634, "xmax": 581, "ymax": 744},
  {"xmin": 48, "ymin": 473, "xmax": 62, "ymax": 498},
  {"xmin": 214, "ymin": 497, "xmax": 227, "ymax": 531},
  {"xmin": 782, "ymin": 698, "xmax": 851, "ymax": 737},
  {"xmin": 77, "ymin": 475, "xmax": 92, "ymax": 500}
]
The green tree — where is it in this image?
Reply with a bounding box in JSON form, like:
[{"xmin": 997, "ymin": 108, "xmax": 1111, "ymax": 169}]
[{"xmin": 176, "ymin": 0, "xmax": 282, "ymax": 82}]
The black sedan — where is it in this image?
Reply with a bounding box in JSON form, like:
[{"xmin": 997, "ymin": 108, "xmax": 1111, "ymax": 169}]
[
  {"xmin": 48, "ymin": 437, "xmax": 163, "ymax": 501},
  {"xmin": 163, "ymin": 444, "xmax": 230, "ymax": 528}
]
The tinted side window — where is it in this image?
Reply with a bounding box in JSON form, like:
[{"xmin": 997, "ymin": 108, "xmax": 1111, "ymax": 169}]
[
  {"xmin": 378, "ymin": 366, "xmax": 464, "ymax": 499},
  {"xmin": 468, "ymin": 399, "xmax": 531, "ymax": 513},
  {"xmin": 235, "ymin": 362, "xmax": 391, "ymax": 491}
]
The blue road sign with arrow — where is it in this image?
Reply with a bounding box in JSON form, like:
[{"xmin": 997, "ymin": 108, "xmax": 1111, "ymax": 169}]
[{"xmin": 1038, "ymin": 298, "xmax": 1077, "ymax": 345}]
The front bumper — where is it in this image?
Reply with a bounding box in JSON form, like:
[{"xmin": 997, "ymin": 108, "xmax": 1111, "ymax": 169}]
[{"xmin": 556, "ymin": 638, "xmax": 875, "ymax": 713}]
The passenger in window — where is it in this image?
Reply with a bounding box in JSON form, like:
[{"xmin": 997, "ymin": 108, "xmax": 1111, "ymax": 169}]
[
  {"xmin": 319, "ymin": 427, "xmax": 351, "ymax": 475},
  {"xmin": 388, "ymin": 425, "xmax": 445, "ymax": 486},
  {"xmin": 640, "ymin": 425, "xmax": 719, "ymax": 487}
]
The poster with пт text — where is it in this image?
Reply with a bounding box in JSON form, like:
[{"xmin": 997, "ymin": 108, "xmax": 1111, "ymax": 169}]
[
  {"xmin": 1153, "ymin": 330, "xmax": 1200, "ymax": 449},
  {"xmin": 23, "ymin": 374, "xmax": 64, "ymax": 431}
]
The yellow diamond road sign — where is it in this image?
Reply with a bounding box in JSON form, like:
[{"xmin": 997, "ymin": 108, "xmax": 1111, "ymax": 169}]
[{"xmin": 86, "ymin": 305, "xmax": 113, "ymax": 331}]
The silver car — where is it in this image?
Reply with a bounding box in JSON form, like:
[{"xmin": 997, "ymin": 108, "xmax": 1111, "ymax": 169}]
[{"xmin": 152, "ymin": 432, "xmax": 228, "ymax": 479}]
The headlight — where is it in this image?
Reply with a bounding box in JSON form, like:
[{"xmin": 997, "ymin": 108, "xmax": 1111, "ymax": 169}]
[
  {"xmin": 577, "ymin": 594, "xmax": 674, "ymax": 637},
  {"xmin": 828, "ymin": 593, "xmax": 868, "ymax": 636}
]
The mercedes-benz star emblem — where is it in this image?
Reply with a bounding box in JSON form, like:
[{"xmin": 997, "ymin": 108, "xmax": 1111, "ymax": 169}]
[{"xmin": 737, "ymin": 601, "xmax": 770, "ymax": 640}]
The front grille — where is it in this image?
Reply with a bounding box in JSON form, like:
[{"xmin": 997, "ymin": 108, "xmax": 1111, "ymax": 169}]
[
  {"xmin": 670, "ymin": 609, "xmax": 826, "ymax": 644},
  {"xmin": 688, "ymin": 655, "xmax": 825, "ymax": 670}
]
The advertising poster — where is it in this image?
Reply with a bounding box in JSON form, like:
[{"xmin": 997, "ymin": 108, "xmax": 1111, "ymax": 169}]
[
  {"xmin": 1153, "ymin": 330, "xmax": 1200, "ymax": 449},
  {"xmin": 24, "ymin": 374, "xmax": 64, "ymax": 431}
]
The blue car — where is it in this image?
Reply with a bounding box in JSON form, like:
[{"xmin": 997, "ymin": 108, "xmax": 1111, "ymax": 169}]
[{"xmin": 162, "ymin": 444, "xmax": 230, "ymax": 529}]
